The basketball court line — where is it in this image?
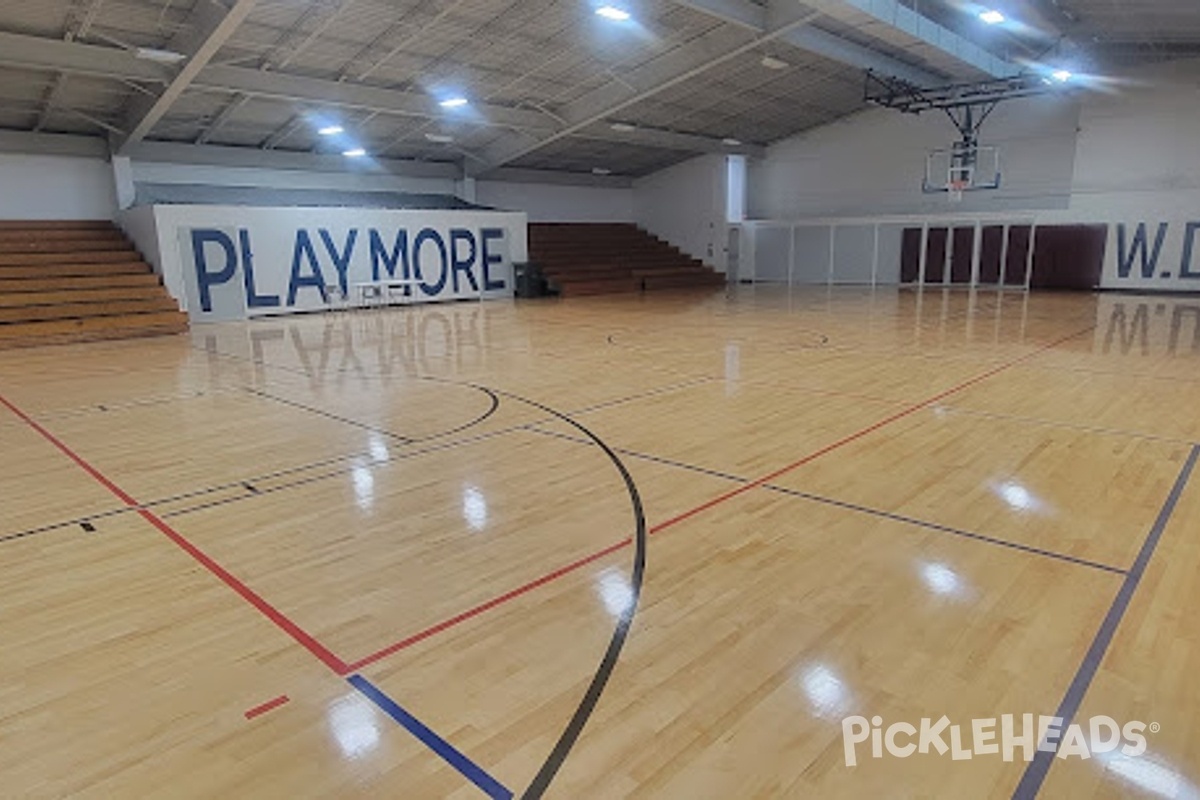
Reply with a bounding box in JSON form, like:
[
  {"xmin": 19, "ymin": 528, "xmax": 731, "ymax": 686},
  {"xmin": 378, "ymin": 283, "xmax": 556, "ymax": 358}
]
[
  {"xmin": 0, "ymin": 324, "xmax": 1100, "ymax": 798},
  {"xmin": 12, "ymin": 387, "xmax": 238, "ymax": 422},
  {"xmin": 0, "ymin": 389, "xmax": 515, "ymax": 797},
  {"xmin": 1011, "ymin": 445, "xmax": 1199, "ymax": 799},
  {"xmin": 245, "ymin": 384, "xmax": 500, "ymax": 445},
  {"xmin": 937, "ymin": 405, "xmax": 1198, "ymax": 445},
  {"xmin": 244, "ymin": 694, "xmax": 290, "ymax": 720},
  {"xmin": 0, "ymin": 506, "xmax": 132, "ymax": 545},
  {"xmin": 343, "ymin": 325, "xmax": 1096, "ymax": 670},
  {"xmin": 522, "ymin": 425, "xmax": 1129, "ymax": 576},
  {"xmin": 1001, "ymin": 362, "xmax": 1200, "ymax": 386},
  {"xmin": 347, "ymin": 675, "xmax": 514, "ymax": 800},
  {"xmin": 0, "ymin": 374, "xmax": 709, "ymax": 546}
]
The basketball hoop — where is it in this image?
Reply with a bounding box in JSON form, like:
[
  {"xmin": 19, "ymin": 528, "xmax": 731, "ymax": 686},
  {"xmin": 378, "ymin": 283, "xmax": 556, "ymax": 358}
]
[{"xmin": 947, "ymin": 179, "xmax": 969, "ymax": 203}]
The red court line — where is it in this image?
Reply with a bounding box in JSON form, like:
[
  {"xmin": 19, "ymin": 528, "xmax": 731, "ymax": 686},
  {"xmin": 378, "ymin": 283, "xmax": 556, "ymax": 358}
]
[
  {"xmin": 245, "ymin": 694, "xmax": 290, "ymax": 720},
  {"xmin": 1, "ymin": 395, "xmax": 139, "ymax": 507},
  {"xmin": 345, "ymin": 325, "xmax": 1095, "ymax": 671},
  {"xmin": 345, "ymin": 539, "xmax": 630, "ymax": 672},
  {"xmin": 0, "ymin": 392, "xmax": 349, "ymax": 676}
]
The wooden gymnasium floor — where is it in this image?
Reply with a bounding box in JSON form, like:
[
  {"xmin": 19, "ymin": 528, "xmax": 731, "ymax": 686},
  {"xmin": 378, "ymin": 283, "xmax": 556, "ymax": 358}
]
[{"xmin": 1, "ymin": 286, "xmax": 1198, "ymax": 799}]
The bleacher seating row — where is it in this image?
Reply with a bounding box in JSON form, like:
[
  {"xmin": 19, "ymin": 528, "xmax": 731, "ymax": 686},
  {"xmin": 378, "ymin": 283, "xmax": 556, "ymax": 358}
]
[
  {"xmin": 0, "ymin": 221, "xmax": 187, "ymax": 348},
  {"xmin": 528, "ymin": 223, "xmax": 725, "ymax": 297}
]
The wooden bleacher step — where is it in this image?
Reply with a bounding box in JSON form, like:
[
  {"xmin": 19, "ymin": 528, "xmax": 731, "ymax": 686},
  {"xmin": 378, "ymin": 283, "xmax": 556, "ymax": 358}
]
[
  {"xmin": 528, "ymin": 223, "xmax": 726, "ymax": 298},
  {"xmin": 0, "ymin": 220, "xmax": 188, "ymax": 349}
]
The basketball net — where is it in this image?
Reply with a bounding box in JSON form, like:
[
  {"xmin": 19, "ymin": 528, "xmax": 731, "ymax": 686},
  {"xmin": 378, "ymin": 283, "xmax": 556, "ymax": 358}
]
[{"xmin": 947, "ymin": 179, "xmax": 969, "ymax": 203}]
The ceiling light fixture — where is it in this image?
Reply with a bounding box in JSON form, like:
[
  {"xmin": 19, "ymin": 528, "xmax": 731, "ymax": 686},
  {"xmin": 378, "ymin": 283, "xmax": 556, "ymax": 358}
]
[
  {"xmin": 424, "ymin": 133, "xmax": 454, "ymax": 143},
  {"xmin": 595, "ymin": 6, "xmax": 631, "ymax": 21},
  {"xmin": 610, "ymin": 122, "xmax": 636, "ymax": 132},
  {"xmin": 761, "ymin": 55, "xmax": 789, "ymax": 70},
  {"xmin": 439, "ymin": 97, "xmax": 469, "ymax": 109},
  {"xmin": 318, "ymin": 125, "xmax": 344, "ymax": 136},
  {"xmin": 722, "ymin": 137, "xmax": 742, "ymax": 146},
  {"xmin": 1052, "ymin": 69, "xmax": 1073, "ymax": 82},
  {"xmin": 342, "ymin": 148, "xmax": 367, "ymax": 157},
  {"xmin": 979, "ymin": 9, "xmax": 1005, "ymax": 25},
  {"xmin": 592, "ymin": 167, "xmax": 612, "ymax": 175},
  {"xmin": 133, "ymin": 47, "xmax": 188, "ymax": 63}
]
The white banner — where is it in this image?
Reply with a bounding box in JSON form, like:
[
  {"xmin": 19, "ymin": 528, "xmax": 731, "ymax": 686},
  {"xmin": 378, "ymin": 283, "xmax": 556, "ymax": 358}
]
[
  {"xmin": 1101, "ymin": 217, "xmax": 1200, "ymax": 291},
  {"xmin": 142, "ymin": 205, "xmax": 527, "ymax": 322}
]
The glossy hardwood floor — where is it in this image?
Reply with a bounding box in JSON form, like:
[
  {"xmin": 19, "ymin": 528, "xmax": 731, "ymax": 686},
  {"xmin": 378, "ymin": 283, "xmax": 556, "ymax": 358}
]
[{"xmin": 0, "ymin": 286, "xmax": 1197, "ymax": 799}]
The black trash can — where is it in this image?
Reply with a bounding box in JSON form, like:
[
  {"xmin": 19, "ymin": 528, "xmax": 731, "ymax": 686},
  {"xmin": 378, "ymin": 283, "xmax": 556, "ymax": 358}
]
[{"xmin": 514, "ymin": 262, "xmax": 551, "ymax": 298}]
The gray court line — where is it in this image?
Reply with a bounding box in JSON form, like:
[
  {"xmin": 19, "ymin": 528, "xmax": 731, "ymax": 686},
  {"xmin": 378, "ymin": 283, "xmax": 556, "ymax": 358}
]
[
  {"xmin": 761, "ymin": 485, "xmax": 1127, "ymax": 576},
  {"xmin": 18, "ymin": 387, "xmax": 241, "ymax": 423},
  {"xmin": 1011, "ymin": 444, "xmax": 1200, "ymax": 799},
  {"xmin": 158, "ymin": 424, "xmax": 525, "ymax": 519},
  {"xmin": 0, "ymin": 507, "xmax": 133, "ymax": 544},
  {"xmin": 939, "ymin": 405, "xmax": 1196, "ymax": 446},
  {"xmin": 0, "ymin": 370, "xmax": 707, "ymax": 545},
  {"xmin": 523, "ymin": 426, "xmax": 1129, "ymax": 576}
]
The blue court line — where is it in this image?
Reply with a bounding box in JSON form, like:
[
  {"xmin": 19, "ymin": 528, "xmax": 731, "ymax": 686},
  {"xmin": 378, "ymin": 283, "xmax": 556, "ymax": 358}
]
[
  {"xmin": 347, "ymin": 674, "xmax": 513, "ymax": 800},
  {"xmin": 524, "ymin": 426, "xmax": 1128, "ymax": 576},
  {"xmin": 1011, "ymin": 444, "xmax": 1200, "ymax": 799}
]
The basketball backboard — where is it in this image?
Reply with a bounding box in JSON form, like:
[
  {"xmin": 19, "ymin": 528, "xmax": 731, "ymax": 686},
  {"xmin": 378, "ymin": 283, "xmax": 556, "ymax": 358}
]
[{"xmin": 924, "ymin": 144, "xmax": 1002, "ymax": 198}]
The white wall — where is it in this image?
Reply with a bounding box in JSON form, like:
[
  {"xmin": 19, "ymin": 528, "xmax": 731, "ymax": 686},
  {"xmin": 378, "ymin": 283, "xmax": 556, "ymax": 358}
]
[
  {"xmin": 476, "ymin": 181, "xmax": 634, "ymax": 222},
  {"xmin": 1068, "ymin": 59, "xmax": 1200, "ymax": 216},
  {"xmin": 749, "ymin": 96, "xmax": 1081, "ymax": 220},
  {"xmin": 0, "ymin": 154, "xmax": 117, "ymax": 220},
  {"xmin": 634, "ymin": 154, "xmax": 729, "ymax": 270}
]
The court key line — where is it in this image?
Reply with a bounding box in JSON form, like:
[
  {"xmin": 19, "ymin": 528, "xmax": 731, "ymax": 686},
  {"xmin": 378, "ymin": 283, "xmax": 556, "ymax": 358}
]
[
  {"xmin": 0, "ymin": 391, "xmax": 513, "ymax": 799},
  {"xmin": 344, "ymin": 324, "xmax": 1095, "ymax": 672},
  {"xmin": 1011, "ymin": 444, "xmax": 1200, "ymax": 799}
]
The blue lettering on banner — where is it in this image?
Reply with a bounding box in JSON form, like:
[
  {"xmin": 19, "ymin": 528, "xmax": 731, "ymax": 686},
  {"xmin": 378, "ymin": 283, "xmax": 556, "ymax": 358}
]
[
  {"xmin": 319, "ymin": 229, "xmax": 358, "ymax": 296},
  {"xmin": 288, "ymin": 230, "xmax": 329, "ymax": 305},
  {"xmin": 369, "ymin": 229, "xmax": 410, "ymax": 290},
  {"xmin": 188, "ymin": 221, "xmax": 515, "ymax": 317},
  {"xmin": 1116, "ymin": 223, "xmax": 1169, "ymax": 279},
  {"xmin": 191, "ymin": 229, "xmax": 238, "ymax": 312},
  {"xmin": 480, "ymin": 228, "xmax": 508, "ymax": 292},
  {"xmin": 414, "ymin": 229, "xmax": 449, "ymax": 296},
  {"xmin": 449, "ymin": 229, "xmax": 480, "ymax": 293},
  {"xmin": 241, "ymin": 229, "xmax": 280, "ymax": 308},
  {"xmin": 1179, "ymin": 222, "xmax": 1200, "ymax": 280}
]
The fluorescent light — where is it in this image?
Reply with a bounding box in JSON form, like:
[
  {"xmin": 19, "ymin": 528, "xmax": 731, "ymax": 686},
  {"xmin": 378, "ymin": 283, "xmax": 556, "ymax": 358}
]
[
  {"xmin": 1052, "ymin": 69, "xmax": 1073, "ymax": 82},
  {"xmin": 133, "ymin": 47, "xmax": 187, "ymax": 64},
  {"xmin": 610, "ymin": 122, "xmax": 636, "ymax": 132},
  {"xmin": 979, "ymin": 9, "xmax": 1005, "ymax": 25},
  {"xmin": 342, "ymin": 148, "xmax": 367, "ymax": 157},
  {"xmin": 318, "ymin": 125, "xmax": 344, "ymax": 136},
  {"xmin": 722, "ymin": 137, "xmax": 742, "ymax": 146},
  {"xmin": 592, "ymin": 167, "xmax": 612, "ymax": 175},
  {"xmin": 439, "ymin": 97, "xmax": 468, "ymax": 109},
  {"xmin": 424, "ymin": 133, "xmax": 454, "ymax": 143},
  {"xmin": 595, "ymin": 5, "xmax": 631, "ymax": 21},
  {"xmin": 761, "ymin": 55, "xmax": 789, "ymax": 70}
]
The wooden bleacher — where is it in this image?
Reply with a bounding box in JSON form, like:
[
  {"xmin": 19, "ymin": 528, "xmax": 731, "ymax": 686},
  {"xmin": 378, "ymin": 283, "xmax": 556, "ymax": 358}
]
[
  {"xmin": 528, "ymin": 223, "xmax": 726, "ymax": 297},
  {"xmin": 0, "ymin": 221, "xmax": 188, "ymax": 348}
]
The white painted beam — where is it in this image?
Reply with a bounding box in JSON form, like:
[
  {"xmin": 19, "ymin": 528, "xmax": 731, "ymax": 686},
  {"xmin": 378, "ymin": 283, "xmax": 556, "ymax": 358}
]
[
  {"xmin": 0, "ymin": 31, "xmax": 779, "ymax": 160},
  {"xmin": 116, "ymin": 0, "xmax": 260, "ymax": 152},
  {"xmin": 673, "ymin": 0, "xmax": 940, "ymax": 85},
  {"xmin": 0, "ymin": 31, "xmax": 171, "ymax": 83},
  {"xmin": 471, "ymin": 4, "xmax": 822, "ymax": 175}
]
